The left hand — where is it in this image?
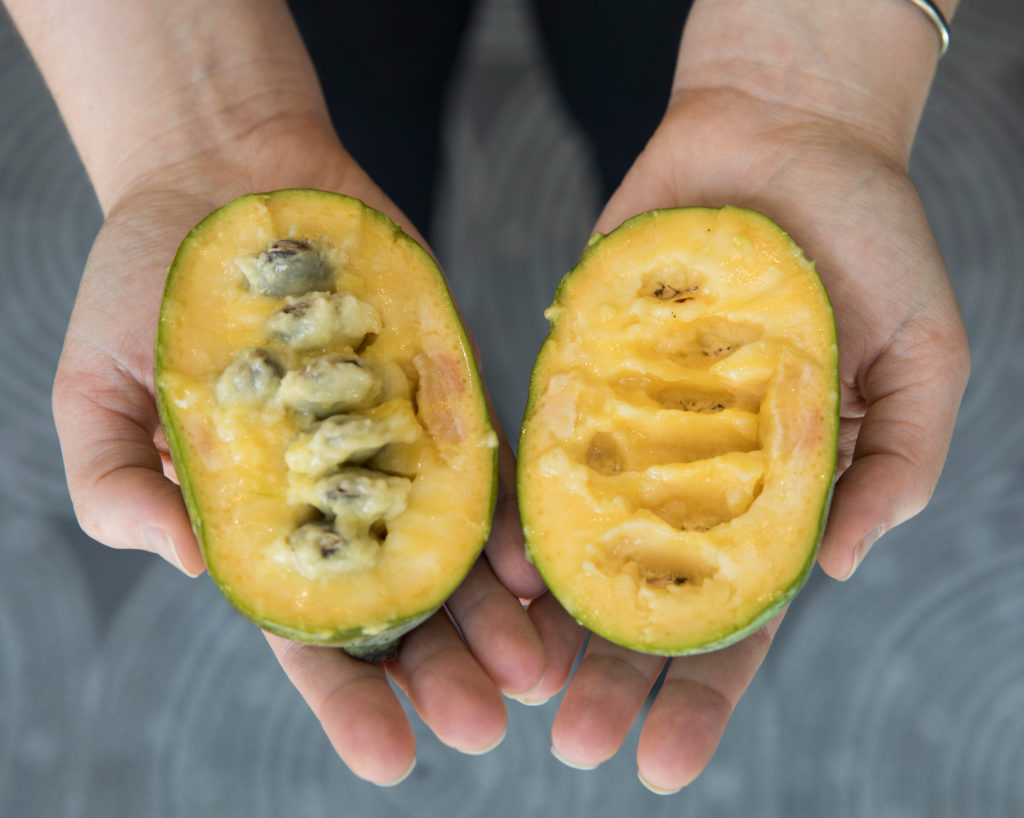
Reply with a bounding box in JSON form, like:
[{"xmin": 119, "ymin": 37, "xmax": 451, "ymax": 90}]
[{"xmin": 51, "ymin": 120, "xmax": 547, "ymax": 786}]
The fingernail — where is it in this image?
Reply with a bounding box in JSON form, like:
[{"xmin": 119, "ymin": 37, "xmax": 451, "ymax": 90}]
[
  {"xmin": 847, "ymin": 526, "xmax": 885, "ymax": 579},
  {"xmin": 506, "ymin": 678, "xmax": 551, "ymax": 707},
  {"xmin": 637, "ymin": 769, "xmax": 683, "ymax": 796},
  {"xmin": 507, "ymin": 692, "xmax": 552, "ymax": 707},
  {"xmin": 378, "ymin": 757, "xmax": 416, "ymax": 787},
  {"xmin": 551, "ymin": 745, "xmax": 601, "ymax": 771},
  {"xmin": 462, "ymin": 727, "xmax": 507, "ymax": 756},
  {"xmin": 142, "ymin": 526, "xmax": 192, "ymax": 576}
]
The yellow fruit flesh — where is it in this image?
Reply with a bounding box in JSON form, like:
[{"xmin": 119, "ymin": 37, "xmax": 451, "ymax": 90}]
[
  {"xmin": 157, "ymin": 191, "xmax": 496, "ymax": 641},
  {"xmin": 519, "ymin": 207, "xmax": 837, "ymax": 654}
]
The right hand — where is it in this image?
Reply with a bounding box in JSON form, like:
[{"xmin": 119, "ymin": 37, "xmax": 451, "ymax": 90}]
[{"xmin": 526, "ymin": 0, "xmax": 968, "ymax": 789}]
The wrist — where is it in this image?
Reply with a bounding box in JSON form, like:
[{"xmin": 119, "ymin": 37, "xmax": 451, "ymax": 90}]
[
  {"xmin": 673, "ymin": 0, "xmax": 959, "ymax": 165},
  {"xmin": 8, "ymin": 0, "xmax": 334, "ymax": 212},
  {"xmin": 97, "ymin": 84, "xmax": 335, "ymax": 213},
  {"xmin": 105, "ymin": 112, "xmax": 343, "ymax": 209},
  {"xmin": 100, "ymin": 118, "xmax": 416, "ymax": 255}
]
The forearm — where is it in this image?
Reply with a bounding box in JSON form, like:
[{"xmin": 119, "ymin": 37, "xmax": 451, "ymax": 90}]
[
  {"xmin": 6, "ymin": 0, "xmax": 331, "ymax": 210},
  {"xmin": 674, "ymin": 0, "xmax": 959, "ymax": 164}
]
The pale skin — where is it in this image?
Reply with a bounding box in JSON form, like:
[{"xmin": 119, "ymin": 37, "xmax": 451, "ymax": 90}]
[{"xmin": 9, "ymin": 0, "xmax": 967, "ymax": 794}]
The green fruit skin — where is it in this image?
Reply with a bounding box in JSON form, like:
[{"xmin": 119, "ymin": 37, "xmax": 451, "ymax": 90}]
[
  {"xmin": 155, "ymin": 189, "xmax": 498, "ymax": 661},
  {"xmin": 518, "ymin": 206, "xmax": 839, "ymax": 657}
]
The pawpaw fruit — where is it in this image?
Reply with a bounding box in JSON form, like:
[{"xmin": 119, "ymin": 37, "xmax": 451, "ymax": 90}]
[
  {"xmin": 518, "ymin": 207, "xmax": 838, "ymax": 656},
  {"xmin": 155, "ymin": 189, "xmax": 497, "ymax": 660}
]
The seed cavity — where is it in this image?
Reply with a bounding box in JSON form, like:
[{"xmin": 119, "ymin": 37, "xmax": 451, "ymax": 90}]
[
  {"xmin": 652, "ymin": 318, "xmax": 764, "ymax": 369},
  {"xmin": 649, "ymin": 499, "xmax": 731, "ymax": 532},
  {"xmin": 644, "ymin": 574, "xmax": 689, "ymax": 587},
  {"xmin": 653, "ymin": 282, "xmax": 699, "ymax": 303},
  {"xmin": 585, "ymin": 432, "xmax": 625, "ymax": 475},
  {"xmin": 602, "ymin": 520, "xmax": 720, "ymax": 590}
]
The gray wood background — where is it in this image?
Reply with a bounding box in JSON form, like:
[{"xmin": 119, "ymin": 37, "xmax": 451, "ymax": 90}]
[{"xmin": 1, "ymin": 0, "xmax": 1022, "ymax": 814}]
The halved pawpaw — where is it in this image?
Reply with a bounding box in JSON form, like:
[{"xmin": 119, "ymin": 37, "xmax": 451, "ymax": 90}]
[
  {"xmin": 518, "ymin": 207, "xmax": 838, "ymax": 655},
  {"xmin": 156, "ymin": 189, "xmax": 497, "ymax": 660}
]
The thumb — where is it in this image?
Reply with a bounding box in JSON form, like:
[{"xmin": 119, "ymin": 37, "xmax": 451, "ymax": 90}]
[
  {"xmin": 819, "ymin": 327, "xmax": 968, "ymax": 580},
  {"xmin": 484, "ymin": 438, "xmax": 546, "ymax": 601},
  {"xmin": 52, "ymin": 358, "xmax": 205, "ymax": 576}
]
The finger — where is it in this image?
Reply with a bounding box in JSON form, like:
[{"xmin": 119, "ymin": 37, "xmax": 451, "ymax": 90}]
[
  {"xmin": 152, "ymin": 424, "xmax": 180, "ymax": 483},
  {"xmin": 445, "ymin": 558, "xmax": 545, "ymax": 697},
  {"xmin": 819, "ymin": 328, "xmax": 969, "ymax": 580},
  {"xmin": 264, "ymin": 633, "xmax": 416, "ymax": 786},
  {"xmin": 550, "ymin": 636, "xmax": 667, "ymax": 770},
  {"xmin": 485, "ymin": 438, "xmax": 546, "ymax": 600},
  {"xmin": 386, "ymin": 610, "xmax": 507, "ymax": 755},
  {"xmin": 509, "ymin": 592, "xmax": 585, "ymax": 706},
  {"xmin": 52, "ymin": 363, "xmax": 205, "ymax": 576},
  {"xmin": 636, "ymin": 613, "xmax": 784, "ymax": 794}
]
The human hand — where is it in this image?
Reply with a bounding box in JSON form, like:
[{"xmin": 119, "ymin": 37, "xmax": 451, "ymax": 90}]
[
  {"xmin": 529, "ymin": 0, "xmax": 968, "ymax": 791},
  {"xmin": 51, "ymin": 123, "xmax": 546, "ymax": 785}
]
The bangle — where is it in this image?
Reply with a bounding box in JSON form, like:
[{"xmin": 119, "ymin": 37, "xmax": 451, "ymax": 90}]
[{"xmin": 905, "ymin": 0, "xmax": 951, "ymax": 57}]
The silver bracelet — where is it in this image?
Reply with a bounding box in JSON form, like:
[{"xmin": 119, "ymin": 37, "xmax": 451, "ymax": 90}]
[{"xmin": 905, "ymin": 0, "xmax": 951, "ymax": 57}]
